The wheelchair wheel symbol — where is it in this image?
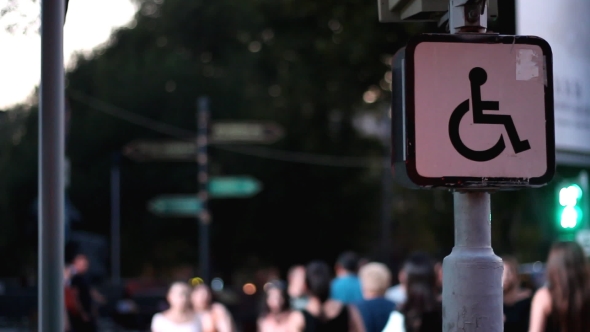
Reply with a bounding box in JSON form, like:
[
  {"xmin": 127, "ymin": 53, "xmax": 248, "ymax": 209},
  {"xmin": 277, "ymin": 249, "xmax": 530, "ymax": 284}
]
[{"xmin": 448, "ymin": 67, "xmax": 531, "ymax": 162}]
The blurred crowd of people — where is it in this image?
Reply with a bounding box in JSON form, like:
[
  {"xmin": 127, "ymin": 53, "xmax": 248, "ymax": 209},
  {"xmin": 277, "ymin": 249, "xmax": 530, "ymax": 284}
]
[{"xmin": 63, "ymin": 241, "xmax": 590, "ymax": 332}]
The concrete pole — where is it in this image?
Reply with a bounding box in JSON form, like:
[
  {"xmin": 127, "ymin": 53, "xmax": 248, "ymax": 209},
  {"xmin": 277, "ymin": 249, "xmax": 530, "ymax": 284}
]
[
  {"xmin": 442, "ymin": 2, "xmax": 504, "ymax": 331},
  {"xmin": 443, "ymin": 192, "xmax": 503, "ymax": 332},
  {"xmin": 39, "ymin": 0, "xmax": 65, "ymax": 331},
  {"xmin": 197, "ymin": 97, "xmax": 211, "ymax": 283}
]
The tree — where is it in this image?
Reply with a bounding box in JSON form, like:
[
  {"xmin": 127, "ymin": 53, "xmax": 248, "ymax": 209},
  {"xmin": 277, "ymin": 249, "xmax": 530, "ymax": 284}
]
[
  {"xmin": 1, "ymin": 0, "xmax": 540, "ymax": 279},
  {"xmin": 0, "ymin": 0, "xmax": 70, "ymax": 33}
]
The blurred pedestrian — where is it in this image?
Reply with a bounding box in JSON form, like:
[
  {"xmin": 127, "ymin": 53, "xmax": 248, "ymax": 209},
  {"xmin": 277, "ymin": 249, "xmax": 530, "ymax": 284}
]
[
  {"xmin": 287, "ymin": 260, "xmax": 365, "ymax": 332},
  {"xmin": 384, "ymin": 258, "xmax": 408, "ymax": 307},
  {"xmin": 64, "ymin": 265, "xmax": 73, "ymax": 332},
  {"xmin": 382, "ymin": 252, "xmax": 442, "ymax": 332},
  {"xmin": 433, "ymin": 258, "xmax": 443, "ymax": 299},
  {"xmin": 67, "ymin": 254, "xmax": 97, "ymax": 332},
  {"xmin": 151, "ymin": 281, "xmax": 201, "ymax": 332},
  {"xmin": 354, "ymin": 262, "xmax": 395, "ymax": 332},
  {"xmin": 502, "ymin": 255, "xmax": 532, "ymax": 332},
  {"xmin": 529, "ymin": 241, "xmax": 590, "ymax": 332},
  {"xmin": 330, "ymin": 251, "xmax": 363, "ymax": 304},
  {"xmin": 258, "ymin": 280, "xmax": 291, "ymax": 332},
  {"xmin": 288, "ymin": 265, "xmax": 308, "ymax": 310},
  {"xmin": 191, "ymin": 283, "xmax": 235, "ymax": 332}
]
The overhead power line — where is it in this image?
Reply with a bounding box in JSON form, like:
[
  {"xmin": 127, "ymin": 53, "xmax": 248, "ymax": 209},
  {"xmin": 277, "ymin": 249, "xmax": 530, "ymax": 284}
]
[{"xmin": 68, "ymin": 89, "xmax": 385, "ymax": 168}]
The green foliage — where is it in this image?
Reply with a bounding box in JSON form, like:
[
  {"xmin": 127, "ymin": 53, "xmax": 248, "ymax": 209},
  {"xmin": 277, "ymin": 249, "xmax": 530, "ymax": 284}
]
[{"xmin": 0, "ymin": 0, "xmax": 542, "ymax": 278}]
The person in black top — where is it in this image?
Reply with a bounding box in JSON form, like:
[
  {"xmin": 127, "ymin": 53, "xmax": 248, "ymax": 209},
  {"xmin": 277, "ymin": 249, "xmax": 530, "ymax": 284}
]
[
  {"xmin": 68, "ymin": 254, "xmax": 97, "ymax": 332},
  {"xmin": 502, "ymin": 256, "xmax": 532, "ymax": 332},
  {"xmin": 287, "ymin": 261, "xmax": 365, "ymax": 332},
  {"xmin": 382, "ymin": 252, "xmax": 442, "ymax": 332}
]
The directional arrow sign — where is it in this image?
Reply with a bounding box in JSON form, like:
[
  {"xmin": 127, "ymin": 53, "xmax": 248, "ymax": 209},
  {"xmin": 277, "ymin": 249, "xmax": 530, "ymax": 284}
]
[
  {"xmin": 124, "ymin": 140, "xmax": 195, "ymax": 161},
  {"xmin": 148, "ymin": 195, "xmax": 203, "ymax": 217},
  {"xmin": 209, "ymin": 176, "xmax": 262, "ymax": 198},
  {"xmin": 210, "ymin": 121, "xmax": 284, "ymax": 144},
  {"xmin": 124, "ymin": 122, "xmax": 284, "ymax": 161}
]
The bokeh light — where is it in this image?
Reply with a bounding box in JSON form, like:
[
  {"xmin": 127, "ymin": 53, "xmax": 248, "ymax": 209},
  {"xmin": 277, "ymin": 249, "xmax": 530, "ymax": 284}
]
[
  {"xmin": 211, "ymin": 278, "xmax": 224, "ymax": 291},
  {"xmin": 243, "ymin": 283, "xmax": 256, "ymax": 295}
]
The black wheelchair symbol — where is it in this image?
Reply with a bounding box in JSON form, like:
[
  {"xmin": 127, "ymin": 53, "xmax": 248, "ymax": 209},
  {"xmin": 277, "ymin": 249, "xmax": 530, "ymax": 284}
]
[{"xmin": 448, "ymin": 67, "xmax": 531, "ymax": 162}]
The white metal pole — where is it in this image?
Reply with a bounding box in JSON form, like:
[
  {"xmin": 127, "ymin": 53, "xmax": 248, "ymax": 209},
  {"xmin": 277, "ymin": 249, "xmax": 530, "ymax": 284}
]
[
  {"xmin": 39, "ymin": 0, "xmax": 65, "ymax": 331},
  {"xmin": 442, "ymin": 2, "xmax": 503, "ymax": 332}
]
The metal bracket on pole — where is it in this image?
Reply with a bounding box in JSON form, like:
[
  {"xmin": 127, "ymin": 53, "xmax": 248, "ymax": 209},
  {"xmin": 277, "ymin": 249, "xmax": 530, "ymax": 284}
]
[
  {"xmin": 449, "ymin": 0, "xmax": 489, "ymax": 33},
  {"xmin": 378, "ymin": 0, "xmax": 497, "ymax": 26}
]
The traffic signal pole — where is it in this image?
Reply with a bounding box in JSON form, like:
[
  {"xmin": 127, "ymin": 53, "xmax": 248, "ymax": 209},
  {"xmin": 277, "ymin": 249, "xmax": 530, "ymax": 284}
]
[
  {"xmin": 39, "ymin": 0, "xmax": 66, "ymax": 331},
  {"xmin": 442, "ymin": 1, "xmax": 503, "ymax": 332}
]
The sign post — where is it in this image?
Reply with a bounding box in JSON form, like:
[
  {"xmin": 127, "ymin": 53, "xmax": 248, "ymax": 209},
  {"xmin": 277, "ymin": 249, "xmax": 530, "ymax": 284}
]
[
  {"xmin": 196, "ymin": 97, "xmax": 211, "ymax": 283},
  {"xmin": 385, "ymin": 1, "xmax": 555, "ymax": 331},
  {"xmin": 123, "ymin": 111, "xmax": 276, "ymax": 284},
  {"xmin": 111, "ymin": 153, "xmax": 121, "ymax": 285}
]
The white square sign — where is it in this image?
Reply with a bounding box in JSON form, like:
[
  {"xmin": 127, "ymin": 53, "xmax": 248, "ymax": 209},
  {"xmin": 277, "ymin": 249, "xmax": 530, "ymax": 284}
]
[{"xmin": 391, "ymin": 34, "xmax": 555, "ymax": 189}]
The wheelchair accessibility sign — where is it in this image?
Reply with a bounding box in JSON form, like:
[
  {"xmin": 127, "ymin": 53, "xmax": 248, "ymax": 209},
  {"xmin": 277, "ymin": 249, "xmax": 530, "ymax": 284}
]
[{"xmin": 391, "ymin": 34, "xmax": 555, "ymax": 189}]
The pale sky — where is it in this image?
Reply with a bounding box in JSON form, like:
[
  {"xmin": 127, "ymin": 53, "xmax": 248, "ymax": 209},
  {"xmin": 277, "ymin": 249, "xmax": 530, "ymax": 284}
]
[{"xmin": 0, "ymin": 0, "xmax": 137, "ymax": 108}]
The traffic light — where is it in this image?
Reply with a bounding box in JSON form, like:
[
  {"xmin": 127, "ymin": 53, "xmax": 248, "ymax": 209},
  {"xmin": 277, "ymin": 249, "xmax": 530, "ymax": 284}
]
[
  {"xmin": 557, "ymin": 183, "xmax": 583, "ymax": 229},
  {"xmin": 556, "ymin": 171, "xmax": 588, "ymax": 234}
]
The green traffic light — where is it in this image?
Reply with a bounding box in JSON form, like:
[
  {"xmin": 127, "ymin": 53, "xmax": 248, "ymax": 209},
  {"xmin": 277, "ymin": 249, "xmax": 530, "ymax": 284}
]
[{"xmin": 558, "ymin": 184, "xmax": 584, "ymax": 229}]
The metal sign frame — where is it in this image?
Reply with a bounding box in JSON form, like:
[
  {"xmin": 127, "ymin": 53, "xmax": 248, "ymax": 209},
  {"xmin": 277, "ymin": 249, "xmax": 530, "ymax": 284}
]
[{"xmin": 392, "ymin": 33, "xmax": 556, "ymax": 189}]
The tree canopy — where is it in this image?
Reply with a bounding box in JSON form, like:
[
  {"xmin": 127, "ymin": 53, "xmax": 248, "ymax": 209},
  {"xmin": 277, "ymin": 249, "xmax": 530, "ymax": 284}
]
[{"xmin": 0, "ymin": 0, "xmax": 550, "ymax": 279}]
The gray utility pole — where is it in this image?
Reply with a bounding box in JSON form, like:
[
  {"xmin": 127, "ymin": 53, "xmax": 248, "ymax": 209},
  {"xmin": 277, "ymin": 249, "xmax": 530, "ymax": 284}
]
[
  {"xmin": 39, "ymin": 0, "xmax": 66, "ymax": 331},
  {"xmin": 197, "ymin": 97, "xmax": 211, "ymax": 283},
  {"xmin": 111, "ymin": 152, "xmax": 121, "ymax": 285},
  {"xmin": 442, "ymin": 1, "xmax": 503, "ymax": 332}
]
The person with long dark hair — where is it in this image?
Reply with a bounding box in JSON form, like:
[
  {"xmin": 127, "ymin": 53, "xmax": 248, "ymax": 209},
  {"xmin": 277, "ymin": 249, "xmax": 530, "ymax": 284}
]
[
  {"xmin": 529, "ymin": 241, "xmax": 590, "ymax": 332},
  {"xmin": 258, "ymin": 280, "xmax": 292, "ymax": 332},
  {"xmin": 287, "ymin": 260, "xmax": 365, "ymax": 332},
  {"xmin": 382, "ymin": 252, "xmax": 442, "ymax": 332}
]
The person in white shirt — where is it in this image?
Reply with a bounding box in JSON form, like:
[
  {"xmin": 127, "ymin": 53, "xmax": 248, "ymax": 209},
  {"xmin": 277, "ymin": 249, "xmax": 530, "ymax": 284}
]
[
  {"xmin": 384, "ymin": 264, "xmax": 407, "ymax": 307},
  {"xmin": 151, "ymin": 282, "xmax": 202, "ymax": 332},
  {"xmin": 191, "ymin": 284, "xmax": 235, "ymax": 332}
]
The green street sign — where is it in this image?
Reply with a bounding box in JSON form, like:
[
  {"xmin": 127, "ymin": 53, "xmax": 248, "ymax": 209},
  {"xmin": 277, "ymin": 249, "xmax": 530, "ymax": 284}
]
[
  {"xmin": 209, "ymin": 176, "xmax": 262, "ymax": 198},
  {"xmin": 148, "ymin": 195, "xmax": 203, "ymax": 217}
]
